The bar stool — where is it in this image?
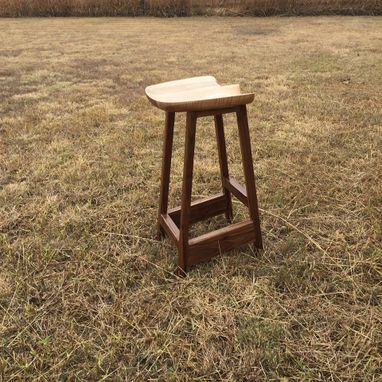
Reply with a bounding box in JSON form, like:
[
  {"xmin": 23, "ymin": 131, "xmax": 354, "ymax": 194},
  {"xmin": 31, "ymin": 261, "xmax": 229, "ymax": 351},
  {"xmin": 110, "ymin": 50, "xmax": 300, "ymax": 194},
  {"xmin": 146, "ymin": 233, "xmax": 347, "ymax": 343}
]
[{"xmin": 145, "ymin": 76, "xmax": 263, "ymax": 274}]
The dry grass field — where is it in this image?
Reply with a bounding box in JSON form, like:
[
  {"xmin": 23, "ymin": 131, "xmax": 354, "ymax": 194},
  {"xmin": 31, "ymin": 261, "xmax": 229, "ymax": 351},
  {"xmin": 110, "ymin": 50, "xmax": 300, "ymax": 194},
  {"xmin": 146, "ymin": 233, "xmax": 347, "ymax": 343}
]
[
  {"xmin": 1, "ymin": 0, "xmax": 381, "ymax": 17},
  {"xmin": 0, "ymin": 17, "xmax": 381, "ymax": 381}
]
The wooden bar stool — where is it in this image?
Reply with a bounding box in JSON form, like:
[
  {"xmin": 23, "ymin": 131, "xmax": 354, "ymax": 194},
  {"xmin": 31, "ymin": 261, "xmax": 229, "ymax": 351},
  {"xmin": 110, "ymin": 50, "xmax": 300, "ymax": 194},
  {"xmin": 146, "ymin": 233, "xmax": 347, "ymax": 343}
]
[{"xmin": 145, "ymin": 76, "xmax": 263, "ymax": 274}]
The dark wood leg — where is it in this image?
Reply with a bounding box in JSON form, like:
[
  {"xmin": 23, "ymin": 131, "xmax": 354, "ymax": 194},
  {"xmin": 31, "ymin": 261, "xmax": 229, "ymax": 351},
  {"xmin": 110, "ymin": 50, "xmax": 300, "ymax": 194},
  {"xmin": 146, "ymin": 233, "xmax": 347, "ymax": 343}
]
[
  {"xmin": 236, "ymin": 105, "xmax": 263, "ymax": 249},
  {"xmin": 158, "ymin": 111, "xmax": 175, "ymax": 239},
  {"xmin": 214, "ymin": 114, "xmax": 233, "ymax": 221},
  {"xmin": 177, "ymin": 112, "xmax": 197, "ymax": 275}
]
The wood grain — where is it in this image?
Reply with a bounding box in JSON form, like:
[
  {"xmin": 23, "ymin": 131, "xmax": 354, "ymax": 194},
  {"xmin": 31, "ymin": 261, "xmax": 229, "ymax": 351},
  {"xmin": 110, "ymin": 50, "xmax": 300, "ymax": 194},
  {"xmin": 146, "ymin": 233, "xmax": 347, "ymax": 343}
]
[
  {"xmin": 178, "ymin": 112, "xmax": 197, "ymax": 273},
  {"xmin": 160, "ymin": 213, "xmax": 180, "ymax": 247},
  {"xmin": 215, "ymin": 114, "xmax": 233, "ymax": 221},
  {"xmin": 145, "ymin": 76, "xmax": 254, "ymax": 112},
  {"xmin": 236, "ymin": 105, "xmax": 263, "ymax": 249},
  {"xmin": 157, "ymin": 111, "xmax": 175, "ymax": 238},
  {"xmin": 168, "ymin": 194, "xmax": 227, "ymax": 227},
  {"xmin": 223, "ymin": 177, "xmax": 248, "ymax": 207},
  {"xmin": 188, "ymin": 219, "xmax": 256, "ymax": 266}
]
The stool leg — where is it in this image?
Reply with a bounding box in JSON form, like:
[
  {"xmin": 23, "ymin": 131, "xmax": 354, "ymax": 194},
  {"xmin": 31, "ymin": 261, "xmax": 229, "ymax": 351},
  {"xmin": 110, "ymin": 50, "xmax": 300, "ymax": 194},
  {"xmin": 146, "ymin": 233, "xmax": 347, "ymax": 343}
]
[
  {"xmin": 158, "ymin": 111, "xmax": 175, "ymax": 239},
  {"xmin": 178, "ymin": 112, "xmax": 197, "ymax": 275},
  {"xmin": 214, "ymin": 114, "xmax": 233, "ymax": 221},
  {"xmin": 236, "ymin": 105, "xmax": 263, "ymax": 250}
]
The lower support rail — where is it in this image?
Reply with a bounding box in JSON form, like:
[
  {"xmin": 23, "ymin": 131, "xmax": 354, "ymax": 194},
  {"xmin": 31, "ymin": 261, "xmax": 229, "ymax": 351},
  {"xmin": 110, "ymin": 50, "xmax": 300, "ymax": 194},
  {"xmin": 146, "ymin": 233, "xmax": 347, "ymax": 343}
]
[
  {"xmin": 188, "ymin": 219, "xmax": 256, "ymax": 266},
  {"xmin": 168, "ymin": 193, "xmax": 227, "ymax": 226},
  {"xmin": 160, "ymin": 213, "xmax": 180, "ymax": 247},
  {"xmin": 223, "ymin": 177, "xmax": 248, "ymax": 206}
]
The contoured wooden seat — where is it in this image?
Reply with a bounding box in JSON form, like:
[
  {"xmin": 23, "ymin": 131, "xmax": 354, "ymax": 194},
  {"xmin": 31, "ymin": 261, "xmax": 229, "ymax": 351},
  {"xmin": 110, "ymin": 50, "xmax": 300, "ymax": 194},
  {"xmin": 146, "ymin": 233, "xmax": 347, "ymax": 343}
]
[{"xmin": 145, "ymin": 76, "xmax": 254, "ymax": 112}]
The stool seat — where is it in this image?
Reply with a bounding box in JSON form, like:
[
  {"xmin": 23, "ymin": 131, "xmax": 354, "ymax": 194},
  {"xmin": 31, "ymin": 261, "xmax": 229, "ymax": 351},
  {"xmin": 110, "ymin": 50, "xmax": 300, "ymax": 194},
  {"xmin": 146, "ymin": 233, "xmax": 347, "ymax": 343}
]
[{"xmin": 145, "ymin": 76, "xmax": 254, "ymax": 112}]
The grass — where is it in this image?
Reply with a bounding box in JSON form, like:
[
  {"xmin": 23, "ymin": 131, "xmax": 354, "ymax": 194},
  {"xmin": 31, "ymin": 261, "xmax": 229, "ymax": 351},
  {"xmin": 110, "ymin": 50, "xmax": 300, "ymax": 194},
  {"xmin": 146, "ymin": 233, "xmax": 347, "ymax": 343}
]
[
  {"xmin": 0, "ymin": 0, "xmax": 381, "ymax": 17},
  {"xmin": 0, "ymin": 16, "xmax": 381, "ymax": 381}
]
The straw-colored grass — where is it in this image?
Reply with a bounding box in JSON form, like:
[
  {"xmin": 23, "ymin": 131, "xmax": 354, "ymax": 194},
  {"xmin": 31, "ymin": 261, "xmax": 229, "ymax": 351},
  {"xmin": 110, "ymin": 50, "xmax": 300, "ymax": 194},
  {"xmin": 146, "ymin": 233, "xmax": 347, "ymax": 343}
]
[
  {"xmin": 0, "ymin": 16, "xmax": 381, "ymax": 381},
  {"xmin": 0, "ymin": 0, "xmax": 381, "ymax": 16}
]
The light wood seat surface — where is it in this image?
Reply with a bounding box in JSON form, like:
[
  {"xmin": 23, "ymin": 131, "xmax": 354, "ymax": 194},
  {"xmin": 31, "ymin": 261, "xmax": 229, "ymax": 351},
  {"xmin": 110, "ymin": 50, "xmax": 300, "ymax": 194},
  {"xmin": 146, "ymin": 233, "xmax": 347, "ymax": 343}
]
[{"xmin": 145, "ymin": 76, "xmax": 254, "ymax": 112}]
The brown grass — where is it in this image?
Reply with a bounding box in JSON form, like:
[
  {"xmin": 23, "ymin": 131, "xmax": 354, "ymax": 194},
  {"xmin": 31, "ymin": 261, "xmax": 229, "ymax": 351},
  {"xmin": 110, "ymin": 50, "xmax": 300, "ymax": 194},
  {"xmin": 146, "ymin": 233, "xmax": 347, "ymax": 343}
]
[
  {"xmin": 0, "ymin": 16, "xmax": 381, "ymax": 381},
  {"xmin": 0, "ymin": 0, "xmax": 381, "ymax": 17}
]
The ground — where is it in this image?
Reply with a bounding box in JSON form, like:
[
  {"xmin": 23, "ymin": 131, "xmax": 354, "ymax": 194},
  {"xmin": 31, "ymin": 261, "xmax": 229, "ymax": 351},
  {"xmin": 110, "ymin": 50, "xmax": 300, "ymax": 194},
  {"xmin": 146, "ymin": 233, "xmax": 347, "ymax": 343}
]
[{"xmin": 0, "ymin": 17, "xmax": 381, "ymax": 381}]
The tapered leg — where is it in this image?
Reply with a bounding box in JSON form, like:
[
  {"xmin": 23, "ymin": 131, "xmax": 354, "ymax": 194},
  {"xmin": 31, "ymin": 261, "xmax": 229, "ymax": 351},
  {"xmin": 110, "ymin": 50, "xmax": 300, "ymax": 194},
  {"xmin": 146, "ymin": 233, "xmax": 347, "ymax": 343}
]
[
  {"xmin": 236, "ymin": 105, "xmax": 263, "ymax": 249},
  {"xmin": 158, "ymin": 111, "xmax": 175, "ymax": 239},
  {"xmin": 214, "ymin": 114, "xmax": 233, "ymax": 221},
  {"xmin": 177, "ymin": 112, "xmax": 197, "ymax": 275}
]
